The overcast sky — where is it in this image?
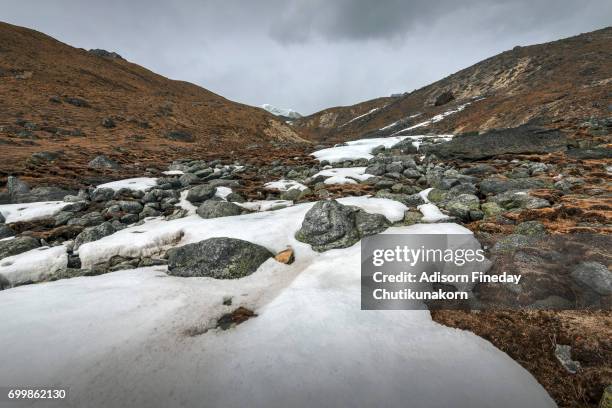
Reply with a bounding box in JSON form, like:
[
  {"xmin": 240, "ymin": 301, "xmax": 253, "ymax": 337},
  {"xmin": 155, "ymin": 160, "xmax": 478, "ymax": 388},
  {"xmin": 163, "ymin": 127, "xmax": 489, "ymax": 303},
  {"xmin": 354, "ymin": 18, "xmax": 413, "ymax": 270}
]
[{"xmin": 2, "ymin": 0, "xmax": 611, "ymax": 115}]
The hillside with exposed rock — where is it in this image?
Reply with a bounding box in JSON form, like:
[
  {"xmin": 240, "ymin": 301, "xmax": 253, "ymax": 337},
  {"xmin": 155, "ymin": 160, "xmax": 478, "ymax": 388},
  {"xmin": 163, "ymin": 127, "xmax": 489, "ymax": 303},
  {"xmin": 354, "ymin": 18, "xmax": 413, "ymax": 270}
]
[{"xmin": 293, "ymin": 27, "xmax": 611, "ymax": 144}]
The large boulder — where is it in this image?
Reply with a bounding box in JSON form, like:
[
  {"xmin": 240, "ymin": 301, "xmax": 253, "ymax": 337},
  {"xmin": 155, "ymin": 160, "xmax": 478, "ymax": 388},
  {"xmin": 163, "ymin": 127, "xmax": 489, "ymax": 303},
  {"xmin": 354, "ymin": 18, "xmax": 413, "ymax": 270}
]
[
  {"xmin": 196, "ymin": 200, "xmax": 242, "ymax": 219},
  {"xmin": 0, "ymin": 236, "xmax": 40, "ymax": 260},
  {"xmin": 167, "ymin": 237, "xmax": 273, "ymax": 279},
  {"xmin": 74, "ymin": 222, "xmax": 117, "ymax": 250},
  {"xmin": 421, "ymin": 125, "xmax": 567, "ymax": 160},
  {"xmin": 479, "ymin": 177, "xmax": 548, "ymax": 195},
  {"xmin": 489, "ymin": 191, "xmax": 550, "ymax": 210},
  {"xmin": 571, "ymin": 262, "xmax": 612, "ymax": 296},
  {"xmin": 433, "ymin": 91, "xmax": 455, "ymax": 106},
  {"xmin": 295, "ymin": 200, "xmax": 389, "ymax": 252},
  {"xmin": 186, "ymin": 185, "xmax": 216, "ymax": 204}
]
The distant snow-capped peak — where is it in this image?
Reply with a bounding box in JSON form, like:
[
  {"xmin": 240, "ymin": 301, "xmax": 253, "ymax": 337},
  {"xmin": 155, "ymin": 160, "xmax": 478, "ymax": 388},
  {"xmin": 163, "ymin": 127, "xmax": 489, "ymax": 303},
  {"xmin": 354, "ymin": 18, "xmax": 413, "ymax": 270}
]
[{"xmin": 261, "ymin": 104, "xmax": 302, "ymax": 119}]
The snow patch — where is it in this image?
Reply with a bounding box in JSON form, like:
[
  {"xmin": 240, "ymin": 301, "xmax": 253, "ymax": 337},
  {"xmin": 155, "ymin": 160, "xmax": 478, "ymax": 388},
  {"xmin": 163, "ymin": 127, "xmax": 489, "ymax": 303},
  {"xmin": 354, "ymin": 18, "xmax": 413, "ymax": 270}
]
[
  {"xmin": 97, "ymin": 177, "xmax": 158, "ymax": 192},
  {"xmin": 264, "ymin": 179, "xmax": 308, "ymax": 192},
  {"xmin": 0, "ymin": 245, "xmax": 67, "ymax": 286},
  {"xmin": 0, "ymin": 201, "xmax": 66, "ymax": 223},
  {"xmin": 314, "ymin": 167, "xmax": 374, "ymax": 185},
  {"xmin": 312, "ymin": 136, "xmax": 409, "ymax": 163}
]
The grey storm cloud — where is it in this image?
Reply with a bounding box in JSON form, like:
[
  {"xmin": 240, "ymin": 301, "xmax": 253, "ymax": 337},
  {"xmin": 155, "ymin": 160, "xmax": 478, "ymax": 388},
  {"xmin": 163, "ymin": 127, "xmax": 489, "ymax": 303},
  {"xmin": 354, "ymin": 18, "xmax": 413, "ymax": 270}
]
[{"xmin": 1, "ymin": 0, "xmax": 611, "ymax": 114}]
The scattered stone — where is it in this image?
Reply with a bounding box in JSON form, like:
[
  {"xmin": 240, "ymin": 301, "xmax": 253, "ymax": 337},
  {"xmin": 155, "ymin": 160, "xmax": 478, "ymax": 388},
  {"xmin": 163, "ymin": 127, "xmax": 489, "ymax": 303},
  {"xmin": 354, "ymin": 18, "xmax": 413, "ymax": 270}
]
[
  {"xmin": 7, "ymin": 176, "xmax": 30, "ymax": 196},
  {"xmin": 481, "ymin": 202, "xmax": 504, "ymax": 218},
  {"xmin": 64, "ymin": 97, "xmax": 90, "ymax": 108},
  {"xmin": 491, "ymin": 234, "xmax": 533, "ymax": 254},
  {"xmin": 599, "ymin": 385, "xmax": 612, "ymax": 408},
  {"xmin": 196, "ymin": 200, "xmax": 242, "ymax": 219},
  {"xmin": 186, "ymin": 185, "xmax": 216, "ymax": 204},
  {"xmin": 0, "ymin": 236, "xmax": 40, "ymax": 260},
  {"xmin": 88, "ymin": 155, "xmax": 120, "ymax": 170},
  {"xmin": 445, "ymin": 194, "xmax": 480, "ymax": 221},
  {"xmin": 514, "ymin": 221, "xmax": 546, "ymax": 236},
  {"xmin": 91, "ymin": 188, "xmax": 115, "ymax": 202},
  {"xmin": 167, "ymin": 237, "xmax": 273, "ymax": 279},
  {"xmin": 571, "ymin": 262, "xmax": 612, "ymax": 296},
  {"xmin": 480, "ymin": 177, "xmax": 548, "ymax": 195},
  {"xmin": 165, "ymin": 130, "xmax": 194, "ymax": 143},
  {"xmin": 403, "ymin": 211, "xmax": 423, "ymax": 225},
  {"xmin": 434, "ymin": 90, "xmax": 455, "ymax": 106},
  {"xmin": 101, "ymin": 118, "xmax": 116, "ymax": 128},
  {"xmin": 355, "ymin": 211, "xmax": 390, "ymax": 236},
  {"xmin": 74, "ymin": 222, "xmax": 117, "ymax": 249},
  {"xmin": 295, "ymin": 200, "xmax": 361, "ymax": 252},
  {"xmin": 489, "ymin": 191, "xmax": 550, "ymax": 210},
  {"xmin": 274, "ymin": 247, "xmax": 295, "ymax": 264},
  {"xmin": 554, "ymin": 344, "xmax": 581, "ymax": 374},
  {"xmin": 0, "ymin": 224, "xmax": 14, "ymax": 239}
]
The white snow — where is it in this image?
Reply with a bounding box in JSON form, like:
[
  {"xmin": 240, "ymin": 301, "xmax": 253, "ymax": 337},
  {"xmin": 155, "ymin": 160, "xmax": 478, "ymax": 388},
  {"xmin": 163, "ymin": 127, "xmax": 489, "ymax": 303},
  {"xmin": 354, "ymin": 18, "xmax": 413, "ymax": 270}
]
[
  {"xmin": 264, "ymin": 179, "xmax": 308, "ymax": 191},
  {"xmin": 214, "ymin": 186, "xmax": 233, "ymax": 199},
  {"xmin": 314, "ymin": 167, "xmax": 374, "ymax": 185},
  {"xmin": 419, "ymin": 187, "xmax": 434, "ymax": 203},
  {"xmin": 97, "ymin": 177, "xmax": 158, "ymax": 192},
  {"xmin": 418, "ymin": 203, "xmax": 451, "ymax": 223},
  {"xmin": 261, "ymin": 104, "xmax": 302, "ymax": 119},
  {"xmin": 162, "ymin": 170, "xmax": 184, "ymax": 176},
  {"xmin": 312, "ymin": 136, "xmax": 409, "ymax": 163},
  {"xmin": 379, "ymin": 113, "xmax": 422, "ymax": 131},
  {"xmin": 340, "ymin": 107, "xmax": 380, "ymax": 127},
  {"xmin": 0, "ymin": 210, "xmax": 554, "ymax": 407},
  {"xmin": 0, "ymin": 245, "xmax": 67, "ymax": 286},
  {"xmin": 0, "ymin": 201, "xmax": 66, "ymax": 223},
  {"xmin": 236, "ymin": 200, "xmax": 294, "ymax": 212},
  {"xmin": 393, "ymin": 103, "xmax": 470, "ymax": 134}
]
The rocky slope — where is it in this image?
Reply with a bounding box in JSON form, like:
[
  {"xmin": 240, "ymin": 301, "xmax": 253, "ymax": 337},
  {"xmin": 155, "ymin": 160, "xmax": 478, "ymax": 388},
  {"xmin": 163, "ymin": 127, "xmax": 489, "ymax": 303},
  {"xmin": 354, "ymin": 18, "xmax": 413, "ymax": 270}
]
[
  {"xmin": 293, "ymin": 27, "xmax": 612, "ymax": 144},
  {"xmin": 0, "ymin": 22, "xmax": 307, "ymax": 190}
]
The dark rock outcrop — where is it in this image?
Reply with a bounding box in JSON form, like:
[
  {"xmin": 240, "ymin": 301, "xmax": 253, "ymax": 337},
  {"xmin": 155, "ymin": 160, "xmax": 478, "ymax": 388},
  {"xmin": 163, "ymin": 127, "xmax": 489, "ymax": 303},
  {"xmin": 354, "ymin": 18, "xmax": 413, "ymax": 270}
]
[
  {"xmin": 167, "ymin": 237, "xmax": 273, "ymax": 279},
  {"xmin": 421, "ymin": 125, "xmax": 567, "ymax": 160}
]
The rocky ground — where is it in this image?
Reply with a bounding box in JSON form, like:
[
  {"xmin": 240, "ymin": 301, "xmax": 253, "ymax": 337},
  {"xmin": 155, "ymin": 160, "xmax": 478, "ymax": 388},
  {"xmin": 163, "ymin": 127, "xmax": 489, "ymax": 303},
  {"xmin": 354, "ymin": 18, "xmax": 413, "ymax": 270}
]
[{"xmin": 1, "ymin": 118, "xmax": 610, "ymax": 406}]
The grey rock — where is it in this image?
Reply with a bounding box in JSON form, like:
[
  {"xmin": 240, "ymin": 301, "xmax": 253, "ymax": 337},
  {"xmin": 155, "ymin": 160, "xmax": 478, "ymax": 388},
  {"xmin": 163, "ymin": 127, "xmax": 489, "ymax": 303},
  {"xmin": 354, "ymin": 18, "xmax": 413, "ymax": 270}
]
[
  {"xmin": 186, "ymin": 185, "xmax": 216, "ymax": 204},
  {"xmin": 421, "ymin": 125, "xmax": 567, "ymax": 160},
  {"xmin": 554, "ymin": 344, "xmax": 581, "ymax": 374},
  {"xmin": 7, "ymin": 176, "xmax": 30, "ymax": 196},
  {"xmin": 402, "ymin": 168, "xmax": 421, "ymax": 179},
  {"xmin": 0, "ymin": 236, "xmax": 40, "ymax": 260},
  {"xmin": 489, "ymin": 191, "xmax": 550, "ymax": 210},
  {"xmin": 480, "ymin": 177, "xmax": 548, "ymax": 195},
  {"xmin": 226, "ymin": 192, "xmax": 246, "ymax": 203},
  {"xmin": 116, "ymin": 200, "xmax": 143, "ymax": 214},
  {"xmin": 365, "ymin": 162, "xmax": 386, "ymax": 176},
  {"xmin": 514, "ymin": 221, "xmax": 546, "ymax": 236},
  {"xmin": 0, "ymin": 224, "xmax": 14, "ymax": 239},
  {"xmin": 13, "ymin": 186, "xmax": 74, "ymax": 203},
  {"xmin": 74, "ymin": 222, "xmax": 117, "ymax": 249},
  {"xmin": 295, "ymin": 200, "xmax": 361, "ymax": 252},
  {"xmin": 375, "ymin": 191, "xmax": 424, "ymax": 207},
  {"xmin": 355, "ymin": 211, "xmax": 390, "ymax": 236},
  {"xmin": 167, "ymin": 237, "xmax": 272, "ymax": 279},
  {"xmin": 280, "ymin": 188, "xmax": 302, "ymax": 201},
  {"xmin": 139, "ymin": 206, "xmax": 161, "ymax": 219},
  {"xmin": 571, "ymin": 262, "xmax": 612, "ymax": 295},
  {"xmin": 196, "ymin": 200, "xmax": 242, "ymax": 219},
  {"xmin": 165, "ymin": 130, "xmax": 194, "ymax": 143},
  {"xmin": 179, "ymin": 173, "xmax": 199, "ymax": 187},
  {"xmin": 445, "ymin": 194, "xmax": 480, "ymax": 221},
  {"xmin": 31, "ymin": 151, "xmax": 62, "ymax": 162},
  {"xmin": 120, "ymin": 213, "xmax": 139, "ymax": 224},
  {"xmin": 68, "ymin": 211, "xmax": 104, "ymax": 227},
  {"xmin": 491, "ymin": 234, "xmax": 533, "ymax": 253},
  {"xmin": 88, "ymin": 155, "xmax": 120, "ymax": 170},
  {"xmin": 0, "ymin": 212, "xmax": 4, "ymax": 224},
  {"xmin": 385, "ymin": 162, "xmax": 404, "ymax": 174},
  {"xmin": 91, "ymin": 187, "xmax": 115, "ymax": 202}
]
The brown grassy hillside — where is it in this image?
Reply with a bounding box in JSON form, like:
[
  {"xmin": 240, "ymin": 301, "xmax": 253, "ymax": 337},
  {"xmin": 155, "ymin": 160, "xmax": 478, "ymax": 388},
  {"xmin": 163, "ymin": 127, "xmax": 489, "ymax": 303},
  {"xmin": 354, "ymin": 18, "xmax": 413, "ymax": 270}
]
[{"xmin": 0, "ymin": 22, "xmax": 307, "ymax": 188}]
